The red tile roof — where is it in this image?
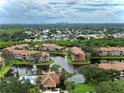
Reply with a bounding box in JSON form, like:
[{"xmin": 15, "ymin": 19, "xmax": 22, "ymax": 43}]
[
  {"xmin": 97, "ymin": 47, "xmax": 124, "ymax": 51},
  {"xmin": 4, "ymin": 48, "xmax": 39, "ymax": 56},
  {"xmin": 3, "ymin": 44, "xmax": 29, "ymax": 51},
  {"xmin": 42, "ymin": 44, "xmax": 63, "ymax": 49},
  {"xmin": 3, "ymin": 44, "xmax": 50, "ymax": 57},
  {"xmin": 12, "ymin": 44, "xmax": 29, "ymax": 49},
  {"xmin": 99, "ymin": 62, "xmax": 124, "ymax": 71},
  {"xmin": 70, "ymin": 47, "xmax": 85, "ymax": 55},
  {"xmin": 31, "ymin": 52, "xmax": 50, "ymax": 57},
  {"xmin": 41, "ymin": 70, "xmax": 61, "ymax": 88}
]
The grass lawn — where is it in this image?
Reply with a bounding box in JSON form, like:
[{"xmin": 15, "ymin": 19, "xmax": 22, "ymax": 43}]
[
  {"xmin": 11, "ymin": 60, "xmax": 54, "ymax": 66},
  {"xmin": 72, "ymin": 83, "xmax": 96, "ymax": 93},
  {"xmin": 114, "ymin": 80, "xmax": 124, "ymax": 85},
  {"xmin": 0, "ymin": 27, "xmax": 24, "ymax": 34},
  {"xmin": 72, "ymin": 80, "xmax": 124, "ymax": 93},
  {"xmin": 0, "ymin": 40, "xmax": 26, "ymax": 49},
  {"xmin": 49, "ymin": 51, "xmax": 65, "ymax": 55},
  {"xmin": 0, "ymin": 62, "xmax": 13, "ymax": 78},
  {"xmin": 66, "ymin": 56, "xmax": 90, "ymax": 65}
]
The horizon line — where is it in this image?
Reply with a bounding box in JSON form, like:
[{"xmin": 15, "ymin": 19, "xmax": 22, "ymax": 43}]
[{"xmin": 1, "ymin": 23, "xmax": 124, "ymax": 25}]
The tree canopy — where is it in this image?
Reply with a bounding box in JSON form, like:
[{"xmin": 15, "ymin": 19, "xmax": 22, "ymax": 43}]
[
  {"xmin": 96, "ymin": 81, "xmax": 124, "ymax": 93},
  {"xmin": 80, "ymin": 65, "xmax": 120, "ymax": 83},
  {"xmin": 0, "ymin": 77, "xmax": 41, "ymax": 93}
]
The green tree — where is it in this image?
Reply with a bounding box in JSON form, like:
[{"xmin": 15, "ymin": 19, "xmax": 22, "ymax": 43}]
[
  {"xmin": 36, "ymin": 76, "xmax": 44, "ymax": 89},
  {"xmin": 85, "ymin": 52, "xmax": 91, "ymax": 60},
  {"xmin": 80, "ymin": 65, "xmax": 119, "ymax": 83},
  {"xmin": 64, "ymin": 80, "xmax": 74, "ymax": 88},
  {"xmin": 50, "ymin": 65, "xmax": 61, "ymax": 73},
  {"xmin": 66, "ymin": 85, "xmax": 72, "ymax": 93},
  {"xmin": 60, "ymin": 70, "xmax": 75, "ymax": 90},
  {"xmin": 0, "ymin": 77, "xmax": 31, "ymax": 93},
  {"xmin": 96, "ymin": 81, "xmax": 124, "ymax": 93},
  {"xmin": 2, "ymin": 52, "xmax": 13, "ymax": 64},
  {"xmin": 64, "ymin": 80, "xmax": 75, "ymax": 92},
  {"xmin": 28, "ymin": 86, "xmax": 41, "ymax": 93}
]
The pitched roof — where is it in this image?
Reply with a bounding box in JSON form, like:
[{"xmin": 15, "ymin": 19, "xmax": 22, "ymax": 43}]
[
  {"xmin": 31, "ymin": 52, "xmax": 50, "ymax": 57},
  {"xmin": 70, "ymin": 47, "xmax": 85, "ymax": 55},
  {"xmin": 41, "ymin": 70, "xmax": 61, "ymax": 87},
  {"xmin": 42, "ymin": 44, "xmax": 63, "ymax": 49},
  {"xmin": 3, "ymin": 44, "xmax": 29, "ymax": 51},
  {"xmin": 8, "ymin": 50, "xmax": 39, "ymax": 55},
  {"xmin": 12, "ymin": 44, "xmax": 29, "ymax": 49},
  {"xmin": 98, "ymin": 62, "xmax": 124, "ymax": 71},
  {"xmin": 97, "ymin": 47, "xmax": 124, "ymax": 51}
]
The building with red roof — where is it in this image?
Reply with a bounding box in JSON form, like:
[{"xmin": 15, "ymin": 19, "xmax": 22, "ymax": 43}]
[
  {"xmin": 99, "ymin": 62, "xmax": 124, "ymax": 77},
  {"xmin": 3, "ymin": 44, "xmax": 50, "ymax": 62},
  {"xmin": 96, "ymin": 47, "xmax": 124, "ymax": 56},
  {"xmin": 70, "ymin": 47, "xmax": 85, "ymax": 62},
  {"xmin": 39, "ymin": 70, "xmax": 62, "ymax": 89},
  {"xmin": 35, "ymin": 44, "xmax": 64, "ymax": 51}
]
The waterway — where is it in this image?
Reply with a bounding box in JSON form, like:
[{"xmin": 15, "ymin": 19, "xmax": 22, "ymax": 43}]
[{"xmin": 7, "ymin": 55, "xmax": 85, "ymax": 83}]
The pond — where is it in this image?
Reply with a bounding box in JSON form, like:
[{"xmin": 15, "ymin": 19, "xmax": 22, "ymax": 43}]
[
  {"xmin": 67, "ymin": 74, "xmax": 85, "ymax": 83},
  {"xmin": 51, "ymin": 56, "xmax": 81, "ymax": 73},
  {"xmin": 6, "ymin": 65, "xmax": 49, "ymax": 77},
  {"xmin": 51, "ymin": 56, "xmax": 85, "ymax": 83},
  {"xmin": 6, "ymin": 55, "xmax": 85, "ymax": 83}
]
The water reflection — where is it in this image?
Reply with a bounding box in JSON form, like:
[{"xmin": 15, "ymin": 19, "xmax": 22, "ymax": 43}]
[
  {"xmin": 51, "ymin": 56, "xmax": 80, "ymax": 73},
  {"xmin": 51, "ymin": 56, "xmax": 85, "ymax": 83},
  {"xmin": 8, "ymin": 65, "xmax": 48, "ymax": 76},
  {"xmin": 6, "ymin": 55, "xmax": 85, "ymax": 83},
  {"xmin": 68, "ymin": 74, "xmax": 85, "ymax": 83}
]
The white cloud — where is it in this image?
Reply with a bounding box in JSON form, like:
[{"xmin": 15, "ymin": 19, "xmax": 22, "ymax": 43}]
[{"xmin": 0, "ymin": 0, "xmax": 124, "ymax": 23}]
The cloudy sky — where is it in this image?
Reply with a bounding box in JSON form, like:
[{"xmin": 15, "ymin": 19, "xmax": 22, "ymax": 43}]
[{"xmin": 0, "ymin": 0, "xmax": 124, "ymax": 24}]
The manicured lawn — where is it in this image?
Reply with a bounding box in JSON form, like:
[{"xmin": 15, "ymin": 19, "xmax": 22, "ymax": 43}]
[
  {"xmin": 114, "ymin": 80, "xmax": 124, "ymax": 85},
  {"xmin": 66, "ymin": 56, "xmax": 90, "ymax": 65},
  {"xmin": 49, "ymin": 51, "xmax": 65, "ymax": 55},
  {"xmin": 68, "ymin": 60, "xmax": 90, "ymax": 65},
  {"xmin": 11, "ymin": 60, "xmax": 54, "ymax": 66},
  {"xmin": 72, "ymin": 83, "xmax": 96, "ymax": 93},
  {"xmin": 73, "ymin": 80, "xmax": 124, "ymax": 92},
  {"xmin": 0, "ymin": 62, "xmax": 13, "ymax": 78}
]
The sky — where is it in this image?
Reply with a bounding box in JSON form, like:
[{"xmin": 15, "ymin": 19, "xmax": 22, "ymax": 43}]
[{"xmin": 0, "ymin": 0, "xmax": 124, "ymax": 24}]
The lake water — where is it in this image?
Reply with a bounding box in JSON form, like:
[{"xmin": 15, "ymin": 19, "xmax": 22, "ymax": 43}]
[
  {"xmin": 51, "ymin": 56, "xmax": 85, "ymax": 83},
  {"xmin": 51, "ymin": 56, "xmax": 81, "ymax": 73},
  {"xmin": 7, "ymin": 55, "xmax": 85, "ymax": 83},
  {"xmin": 7, "ymin": 65, "xmax": 48, "ymax": 76}
]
